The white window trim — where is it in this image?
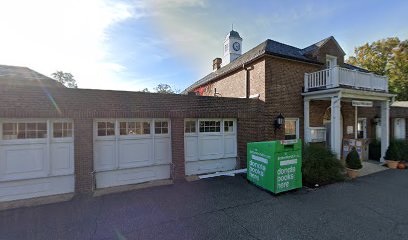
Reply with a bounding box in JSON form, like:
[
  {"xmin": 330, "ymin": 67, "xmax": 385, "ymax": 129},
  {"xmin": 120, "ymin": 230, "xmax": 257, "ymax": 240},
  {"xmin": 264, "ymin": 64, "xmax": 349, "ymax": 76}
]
[
  {"xmin": 285, "ymin": 118, "xmax": 300, "ymax": 140},
  {"xmin": 223, "ymin": 119, "xmax": 236, "ymax": 135},
  {"xmin": 198, "ymin": 119, "xmax": 222, "ymax": 135},
  {"xmin": 184, "ymin": 119, "xmax": 198, "ymax": 136},
  {"xmin": 153, "ymin": 119, "xmax": 171, "ymax": 137},
  {"xmin": 117, "ymin": 118, "xmax": 153, "ymax": 140},
  {"xmin": 51, "ymin": 119, "xmax": 74, "ymax": 142},
  {"xmin": 94, "ymin": 119, "xmax": 116, "ymax": 140},
  {"xmin": 326, "ymin": 54, "xmax": 338, "ymax": 68}
]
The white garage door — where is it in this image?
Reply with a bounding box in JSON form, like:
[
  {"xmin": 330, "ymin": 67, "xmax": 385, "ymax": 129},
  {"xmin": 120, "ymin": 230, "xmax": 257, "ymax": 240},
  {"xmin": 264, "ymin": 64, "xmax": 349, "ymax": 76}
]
[
  {"xmin": 184, "ymin": 119, "xmax": 237, "ymax": 175},
  {"xmin": 0, "ymin": 119, "xmax": 74, "ymax": 202},
  {"xmin": 94, "ymin": 118, "xmax": 171, "ymax": 189}
]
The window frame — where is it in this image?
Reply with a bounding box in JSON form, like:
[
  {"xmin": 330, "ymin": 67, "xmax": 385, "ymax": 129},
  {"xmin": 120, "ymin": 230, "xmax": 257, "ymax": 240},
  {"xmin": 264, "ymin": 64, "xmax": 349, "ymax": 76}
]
[
  {"xmin": 52, "ymin": 121, "xmax": 74, "ymax": 140},
  {"xmin": 198, "ymin": 119, "xmax": 222, "ymax": 135},
  {"xmin": 154, "ymin": 119, "xmax": 170, "ymax": 136},
  {"xmin": 184, "ymin": 119, "xmax": 197, "ymax": 135},
  {"xmin": 284, "ymin": 118, "xmax": 299, "ymax": 140},
  {"xmin": 95, "ymin": 119, "xmax": 116, "ymax": 140},
  {"xmin": 119, "ymin": 120, "xmax": 151, "ymax": 138},
  {"xmin": 0, "ymin": 119, "xmax": 48, "ymax": 144},
  {"xmin": 223, "ymin": 119, "xmax": 236, "ymax": 135}
]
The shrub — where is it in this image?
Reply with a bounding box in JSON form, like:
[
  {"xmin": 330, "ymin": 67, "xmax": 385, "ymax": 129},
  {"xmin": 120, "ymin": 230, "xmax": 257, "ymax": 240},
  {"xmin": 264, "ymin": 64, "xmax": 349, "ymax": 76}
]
[
  {"xmin": 346, "ymin": 147, "xmax": 362, "ymax": 170},
  {"xmin": 385, "ymin": 140, "xmax": 408, "ymax": 161},
  {"xmin": 385, "ymin": 140, "xmax": 400, "ymax": 160},
  {"xmin": 302, "ymin": 144, "xmax": 345, "ymax": 186},
  {"xmin": 369, "ymin": 139, "xmax": 381, "ymax": 161}
]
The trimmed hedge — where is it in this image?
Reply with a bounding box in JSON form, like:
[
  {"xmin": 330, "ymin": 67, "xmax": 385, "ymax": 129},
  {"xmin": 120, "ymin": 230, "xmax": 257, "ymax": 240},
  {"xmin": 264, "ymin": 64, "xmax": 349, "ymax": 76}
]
[
  {"xmin": 302, "ymin": 144, "xmax": 345, "ymax": 187},
  {"xmin": 346, "ymin": 147, "xmax": 362, "ymax": 169}
]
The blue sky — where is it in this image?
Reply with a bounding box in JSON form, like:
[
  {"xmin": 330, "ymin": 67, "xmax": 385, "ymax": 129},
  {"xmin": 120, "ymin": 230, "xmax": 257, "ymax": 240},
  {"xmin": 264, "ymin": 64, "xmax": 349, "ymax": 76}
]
[{"xmin": 0, "ymin": 0, "xmax": 407, "ymax": 92}]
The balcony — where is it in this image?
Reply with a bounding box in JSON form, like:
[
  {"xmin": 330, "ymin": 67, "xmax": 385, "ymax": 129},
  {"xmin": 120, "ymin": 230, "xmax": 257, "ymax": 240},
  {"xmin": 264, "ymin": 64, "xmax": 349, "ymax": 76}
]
[{"xmin": 304, "ymin": 66, "xmax": 388, "ymax": 93}]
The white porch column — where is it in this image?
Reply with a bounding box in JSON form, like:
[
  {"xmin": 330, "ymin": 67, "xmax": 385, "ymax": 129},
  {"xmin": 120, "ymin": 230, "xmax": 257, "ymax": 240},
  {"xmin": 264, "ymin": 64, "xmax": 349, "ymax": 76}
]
[
  {"xmin": 381, "ymin": 100, "xmax": 390, "ymax": 162},
  {"xmin": 331, "ymin": 95, "xmax": 342, "ymax": 159},
  {"xmin": 304, "ymin": 99, "xmax": 310, "ymax": 143}
]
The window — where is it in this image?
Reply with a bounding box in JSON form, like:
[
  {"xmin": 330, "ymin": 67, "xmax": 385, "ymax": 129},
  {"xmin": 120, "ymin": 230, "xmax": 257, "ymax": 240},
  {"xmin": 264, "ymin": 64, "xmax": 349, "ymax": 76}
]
[
  {"xmin": 185, "ymin": 120, "xmax": 196, "ymax": 133},
  {"xmin": 199, "ymin": 120, "xmax": 221, "ymax": 133},
  {"xmin": 53, "ymin": 122, "xmax": 73, "ymax": 138},
  {"xmin": 224, "ymin": 121, "xmax": 234, "ymax": 133},
  {"xmin": 2, "ymin": 122, "xmax": 47, "ymax": 140},
  {"xmin": 284, "ymin": 119, "xmax": 298, "ymax": 140},
  {"xmin": 155, "ymin": 121, "xmax": 169, "ymax": 134},
  {"xmin": 97, "ymin": 122, "xmax": 115, "ymax": 136},
  {"xmin": 120, "ymin": 121, "xmax": 150, "ymax": 135}
]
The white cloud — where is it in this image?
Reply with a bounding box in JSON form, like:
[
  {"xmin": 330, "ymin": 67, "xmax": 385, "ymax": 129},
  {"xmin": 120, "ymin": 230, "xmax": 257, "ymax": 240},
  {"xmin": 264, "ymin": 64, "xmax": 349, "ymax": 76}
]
[{"xmin": 0, "ymin": 0, "xmax": 135, "ymax": 90}]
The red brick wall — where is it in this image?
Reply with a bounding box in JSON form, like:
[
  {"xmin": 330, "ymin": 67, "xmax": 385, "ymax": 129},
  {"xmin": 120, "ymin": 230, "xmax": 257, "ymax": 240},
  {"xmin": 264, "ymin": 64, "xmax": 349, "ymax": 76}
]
[
  {"xmin": 0, "ymin": 86, "xmax": 266, "ymax": 193},
  {"xmin": 195, "ymin": 59, "xmax": 266, "ymax": 101},
  {"xmin": 265, "ymin": 56, "xmax": 322, "ymax": 140}
]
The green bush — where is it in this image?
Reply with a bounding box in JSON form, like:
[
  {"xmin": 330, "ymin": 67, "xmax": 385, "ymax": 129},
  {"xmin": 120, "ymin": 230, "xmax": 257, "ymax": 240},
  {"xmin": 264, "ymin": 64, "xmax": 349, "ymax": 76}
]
[
  {"xmin": 346, "ymin": 147, "xmax": 362, "ymax": 170},
  {"xmin": 385, "ymin": 140, "xmax": 400, "ymax": 160},
  {"xmin": 369, "ymin": 139, "xmax": 381, "ymax": 161},
  {"xmin": 385, "ymin": 140, "xmax": 408, "ymax": 161},
  {"xmin": 302, "ymin": 144, "xmax": 345, "ymax": 186}
]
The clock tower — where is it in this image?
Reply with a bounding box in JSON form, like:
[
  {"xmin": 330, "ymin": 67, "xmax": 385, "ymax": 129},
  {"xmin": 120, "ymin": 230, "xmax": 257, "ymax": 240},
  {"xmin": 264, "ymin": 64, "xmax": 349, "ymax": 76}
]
[{"xmin": 223, "ymin": 29, "xmax": 242, "ymax": 65}]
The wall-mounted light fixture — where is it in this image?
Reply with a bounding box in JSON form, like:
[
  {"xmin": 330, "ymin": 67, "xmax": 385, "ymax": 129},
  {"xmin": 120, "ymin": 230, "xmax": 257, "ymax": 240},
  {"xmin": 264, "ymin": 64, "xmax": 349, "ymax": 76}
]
[{"xmin": 274, "ymin": 113, "xmax": 285, "ymax": 131}]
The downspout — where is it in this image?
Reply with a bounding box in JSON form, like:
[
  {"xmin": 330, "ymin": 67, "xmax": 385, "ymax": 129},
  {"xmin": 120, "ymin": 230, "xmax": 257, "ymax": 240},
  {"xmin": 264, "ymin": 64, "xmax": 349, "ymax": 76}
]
[{"xmin": 243, "ymin": 64, "xmax": 251, "ymax": 98}]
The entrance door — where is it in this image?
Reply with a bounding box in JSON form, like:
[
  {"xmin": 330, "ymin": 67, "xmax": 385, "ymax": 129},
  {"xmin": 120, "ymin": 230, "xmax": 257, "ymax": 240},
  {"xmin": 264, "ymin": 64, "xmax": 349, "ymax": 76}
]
[{"xmin": 357, "ymin": 118, "xmax": 367, "ymax": 139}]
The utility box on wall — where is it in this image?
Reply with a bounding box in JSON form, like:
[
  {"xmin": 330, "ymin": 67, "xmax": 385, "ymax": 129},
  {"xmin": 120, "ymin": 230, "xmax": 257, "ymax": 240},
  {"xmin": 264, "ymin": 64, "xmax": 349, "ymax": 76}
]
[{"xmin": 247, "ymin": 140, "xmax": 302, "ymax": 194}]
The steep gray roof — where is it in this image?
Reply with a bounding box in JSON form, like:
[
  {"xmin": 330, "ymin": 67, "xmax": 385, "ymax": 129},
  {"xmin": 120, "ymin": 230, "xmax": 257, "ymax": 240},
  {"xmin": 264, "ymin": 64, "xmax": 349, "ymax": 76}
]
[
  {"xmin": 182, "ymin": 39, "xmax": 322, "ymax": 94},
  {"xmin": 227, "ymin": 30, "xmax": 242, "ymax": 39},
  {"xmin": 0, "ymin": 64, "xmax": 64, "ymax": 88}
]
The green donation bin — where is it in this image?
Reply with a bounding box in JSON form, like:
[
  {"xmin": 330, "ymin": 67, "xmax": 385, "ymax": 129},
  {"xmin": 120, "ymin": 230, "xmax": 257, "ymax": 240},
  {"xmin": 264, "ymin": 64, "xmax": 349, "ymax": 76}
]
[{"xmin": 247, "ymin": 139, "xmax": 302, "ymax": 194}]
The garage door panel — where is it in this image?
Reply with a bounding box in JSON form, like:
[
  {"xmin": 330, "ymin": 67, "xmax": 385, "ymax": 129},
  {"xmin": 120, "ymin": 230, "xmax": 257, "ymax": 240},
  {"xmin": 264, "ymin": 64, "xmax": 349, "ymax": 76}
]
[
  {"xmin": 95, "ymin": 165, "xmax": 170, "ymax": 189},
  {"xmin": 199, "ymin": 136, "xmax": 223, "ymax": 160},
  {"xmin": 185, "ymin": 137, "xmax": 198, "ymax": 162},
  {"xmin": 118, "ymin": 139, "xmax": 153, "ymax": 168},
  {"xmin": 185, "ymin": 158, "xmax": 236, "ymax": 176},
  {"xmin": 224, "ymin": 136, "xmax": 237, "ymax": 157},
  {"xmin": 50, "ymin": 143, "xmax": 74, "ymax": 175},
  {"xmin": 0, "ymin": 144, "xmax": 47, "ymax": 180},
  {"xmin": 95, "ymin": 141, "xmax": 116, "ymax": 171},
  {"xmin": 0, "ymin": 175, "xmax": 74, "ymax": 202},
  {"xmin": 154, "ymin": 138, "xmax": 171, "ymax": 163}
]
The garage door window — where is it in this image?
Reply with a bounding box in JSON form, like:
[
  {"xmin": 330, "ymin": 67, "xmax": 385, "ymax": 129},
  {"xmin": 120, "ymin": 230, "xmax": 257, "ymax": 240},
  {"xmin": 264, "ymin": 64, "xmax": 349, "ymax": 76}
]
[
  {"xmin": 53, "ymin": 122, "xmax": 73, "ymax": 138},
  {"xmin": 185, "ymin": 120, "xmax": 196, "ymax": 133},
  {"xmin": 2, "ymin": 122, "xmax": 47, "ymax": 140},
  {"xmin": 97, "ymin": 122, "xmax": 115, "ymax": 136},
  {"xmin": 224, "ymin": 121, "xmax": 234, "ymax": 133},
  {"xmin": 155, "ymin": 121, "xmax": 169, "ymax": 134},
  {"xmin": 199, "ymin": 121, "xmax": 221, "ymax": 133},
  {"xmin": 120, "ymin": 121, "xmax": 150, "ymax": 135}
]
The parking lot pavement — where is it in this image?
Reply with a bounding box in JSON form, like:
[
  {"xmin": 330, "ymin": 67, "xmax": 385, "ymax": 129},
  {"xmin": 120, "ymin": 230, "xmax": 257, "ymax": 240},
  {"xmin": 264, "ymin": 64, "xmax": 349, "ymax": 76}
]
[{"xmin": 0, "ymin": 169, "xmax": 407, "ymax": 240}]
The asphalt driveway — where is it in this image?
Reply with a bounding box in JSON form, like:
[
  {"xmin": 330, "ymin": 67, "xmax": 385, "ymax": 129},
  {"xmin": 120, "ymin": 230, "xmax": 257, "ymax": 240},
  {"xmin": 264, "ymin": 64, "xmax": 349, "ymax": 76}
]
[{"xmin": 0, "ymin": 169, "xmax": 407, "ymax": 240}]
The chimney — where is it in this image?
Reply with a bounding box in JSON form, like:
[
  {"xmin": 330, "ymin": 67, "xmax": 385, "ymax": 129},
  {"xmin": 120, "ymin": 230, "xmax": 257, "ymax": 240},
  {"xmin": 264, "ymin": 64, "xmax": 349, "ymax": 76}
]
[{"xmin": 213, "ymin": 58, "xmax": 222, "ymax": 71}]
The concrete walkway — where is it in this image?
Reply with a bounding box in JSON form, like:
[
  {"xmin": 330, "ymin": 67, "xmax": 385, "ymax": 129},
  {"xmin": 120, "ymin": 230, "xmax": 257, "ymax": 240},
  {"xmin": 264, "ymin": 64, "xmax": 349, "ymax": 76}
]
[
  {"xmin": 0, "ymin": 169, "xmax": 407, "ymax": 240},
  {"xmin": 359, "ymin": 160, "xmax": 388, "ymax": 177}
]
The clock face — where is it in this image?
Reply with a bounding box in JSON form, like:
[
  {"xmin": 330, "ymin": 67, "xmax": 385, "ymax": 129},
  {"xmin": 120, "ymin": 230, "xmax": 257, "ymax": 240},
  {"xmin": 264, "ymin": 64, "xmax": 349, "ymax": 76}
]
[{"xmin": 232, "ymin": 42, "xmax": 240, "ymax": 51}]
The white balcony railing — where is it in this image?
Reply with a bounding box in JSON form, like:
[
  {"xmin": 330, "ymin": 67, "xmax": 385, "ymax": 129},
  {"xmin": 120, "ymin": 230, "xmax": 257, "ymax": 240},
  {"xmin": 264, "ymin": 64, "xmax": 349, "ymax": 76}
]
[{"xmin": 304, "ymin": 66, "xmax": 388, "ymax": 92}]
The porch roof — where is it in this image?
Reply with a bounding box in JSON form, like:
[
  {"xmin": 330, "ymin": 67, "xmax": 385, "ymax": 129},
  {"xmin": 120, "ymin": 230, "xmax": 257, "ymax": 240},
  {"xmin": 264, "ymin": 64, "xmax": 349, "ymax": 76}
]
[{"xmin": 302, "ymin": 87, "xmax": 396, "ymax": 101}]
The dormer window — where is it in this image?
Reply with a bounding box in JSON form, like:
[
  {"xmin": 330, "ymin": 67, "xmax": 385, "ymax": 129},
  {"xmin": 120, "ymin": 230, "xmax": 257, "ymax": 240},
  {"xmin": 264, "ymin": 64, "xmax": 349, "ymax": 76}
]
[{"xmin": 326, "ymin": 55, "xmax": 337, "ymax": 69}]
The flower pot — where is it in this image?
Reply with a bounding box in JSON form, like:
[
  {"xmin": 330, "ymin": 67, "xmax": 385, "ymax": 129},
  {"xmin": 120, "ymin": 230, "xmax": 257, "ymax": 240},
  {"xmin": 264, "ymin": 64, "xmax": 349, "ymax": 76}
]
[
  {"xmin": 346, "ymin": 168, "xmax": 360, "ymax": 179},
  {"xmin": 386, "ymin": 160, "xmax": 399, "ymax": 169}
]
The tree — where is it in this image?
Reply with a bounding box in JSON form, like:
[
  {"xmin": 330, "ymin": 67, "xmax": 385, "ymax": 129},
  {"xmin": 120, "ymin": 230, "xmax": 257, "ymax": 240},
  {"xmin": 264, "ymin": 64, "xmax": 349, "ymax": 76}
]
[
  {"xmin": 347, "ymin": 37, "xmax": 408, "ymax": 100},
  {"xmin": 140, "ymin": 88, "xmax": 150, "ymax": 93},
  {"xmin": 51, "ymin": 71, "xmax": 78, "ymax": 88},
  {"xmin": 153, "ymin": 83, "xmax": 180, "ymax": 94}
]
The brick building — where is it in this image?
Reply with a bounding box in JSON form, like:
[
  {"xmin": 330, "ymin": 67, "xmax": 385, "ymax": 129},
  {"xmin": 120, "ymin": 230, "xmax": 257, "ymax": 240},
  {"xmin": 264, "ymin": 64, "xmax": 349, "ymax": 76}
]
[
  {"xmin": 184, "ymin": 31, "xmax": 406, "ymax": 161},
  {"xmin": 0, "ymin": 31, "xmax": 407, "ymax": 204}
]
